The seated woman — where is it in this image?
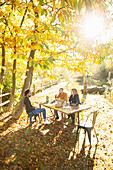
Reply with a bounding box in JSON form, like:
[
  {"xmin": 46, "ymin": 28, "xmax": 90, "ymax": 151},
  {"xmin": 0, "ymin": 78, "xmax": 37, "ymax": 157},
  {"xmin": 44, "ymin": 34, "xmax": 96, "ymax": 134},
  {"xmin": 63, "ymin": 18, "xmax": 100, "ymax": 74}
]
[{"xmin": 68, "ymin": 88, "xmax": 81, "ymax": 124}]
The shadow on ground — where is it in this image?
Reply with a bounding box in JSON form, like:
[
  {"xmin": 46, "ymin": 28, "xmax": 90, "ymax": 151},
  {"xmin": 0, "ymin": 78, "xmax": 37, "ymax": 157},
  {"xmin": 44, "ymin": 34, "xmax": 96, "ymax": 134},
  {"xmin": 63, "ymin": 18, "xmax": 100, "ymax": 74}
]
[
  {"xmin": 0, "ymin": 116, "xmax": 97, "ymax": 169},
  {"xmin": 0, "ymin": 113, "xmax": 17, "ymax": 133}
]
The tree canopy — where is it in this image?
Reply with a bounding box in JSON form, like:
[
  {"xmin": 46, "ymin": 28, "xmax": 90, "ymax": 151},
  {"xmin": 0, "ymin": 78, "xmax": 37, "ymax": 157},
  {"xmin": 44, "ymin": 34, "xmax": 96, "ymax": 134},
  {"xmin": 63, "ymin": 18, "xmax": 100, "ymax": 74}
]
[
  {"xmin": 0, "ymin": 0, "xmax": 112, "ymax": 74},
  {"xmin": 0, "ymin": 0, "xmax": 113, "ymax": 116}
]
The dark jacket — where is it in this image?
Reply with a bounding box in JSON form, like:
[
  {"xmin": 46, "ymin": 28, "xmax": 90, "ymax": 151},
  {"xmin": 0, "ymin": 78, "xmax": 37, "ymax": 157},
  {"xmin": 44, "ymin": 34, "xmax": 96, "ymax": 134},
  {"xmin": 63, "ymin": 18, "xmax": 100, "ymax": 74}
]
[
  {"xmin": 24, "ymin": 96, "xmax": 35, "ymax": 114},
  {"xmin": 69, "ymin": 94, "xmax": 81, "ymax": 105}
]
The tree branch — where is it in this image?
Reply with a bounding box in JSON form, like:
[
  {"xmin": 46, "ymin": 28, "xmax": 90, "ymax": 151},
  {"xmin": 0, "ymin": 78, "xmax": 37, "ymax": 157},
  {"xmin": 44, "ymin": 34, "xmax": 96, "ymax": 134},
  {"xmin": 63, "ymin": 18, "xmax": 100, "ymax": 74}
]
[
  {"xmin": 43, "ymin": 1, "xmax": 52, "ymax": 6},
  {"xmin": 2, "ymin": 16, "xmax": 13, "ymax": 36},
  {"xmin": 56, "ymin": 45, "xmax": 77, "ymax": 55},
  {"xmin": 20, "ymin": 0, "xmax": 32, "ymax": 27},
  {"xmin": 56, "ymin": 7, "xmax": 64, "ymax": 15},
  {"xmin": 0, "ymin": 2, "xmax": 5, "ymax": 6}
]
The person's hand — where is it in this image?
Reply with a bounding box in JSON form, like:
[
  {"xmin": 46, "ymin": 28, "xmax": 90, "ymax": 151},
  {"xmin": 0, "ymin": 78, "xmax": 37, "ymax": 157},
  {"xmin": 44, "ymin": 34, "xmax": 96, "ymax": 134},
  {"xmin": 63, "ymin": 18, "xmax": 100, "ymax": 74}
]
[
  {"xmin": 35, "ymin": 107, "xmax": 37, "ymax": 109},
  {"xmin": 55, "ymin": 94, "xmax": 57, "ymax": 98},
  {"xmin": 55, "ymin": 94, "xmax": 58, "ymax": 101}
]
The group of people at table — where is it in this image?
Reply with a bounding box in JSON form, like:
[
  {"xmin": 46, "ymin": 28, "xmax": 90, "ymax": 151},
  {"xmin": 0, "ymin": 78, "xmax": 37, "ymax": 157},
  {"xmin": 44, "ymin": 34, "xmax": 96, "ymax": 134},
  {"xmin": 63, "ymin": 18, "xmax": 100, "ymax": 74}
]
[{"xmin": 24, "ymin": 88, "xmax": 81, "ymax": 125}]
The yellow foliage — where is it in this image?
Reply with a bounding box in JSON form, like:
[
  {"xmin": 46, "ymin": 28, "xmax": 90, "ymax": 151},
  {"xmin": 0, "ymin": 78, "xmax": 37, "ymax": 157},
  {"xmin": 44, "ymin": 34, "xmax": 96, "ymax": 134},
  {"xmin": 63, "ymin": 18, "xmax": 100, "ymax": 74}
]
[
  {"xmin": 13, "ymin": 69, "xmax": 16, "ymax": 73},
  {"xmin": 0, "ymin": 0, "xmax": 112, "ymax": 79},
  {"xmin": 58, "ymin": 12, "xmax": 63, "ymax": 23},
  {"xmin": 53, "ymin": 0, "xmax": 55, "ymax": 11}
]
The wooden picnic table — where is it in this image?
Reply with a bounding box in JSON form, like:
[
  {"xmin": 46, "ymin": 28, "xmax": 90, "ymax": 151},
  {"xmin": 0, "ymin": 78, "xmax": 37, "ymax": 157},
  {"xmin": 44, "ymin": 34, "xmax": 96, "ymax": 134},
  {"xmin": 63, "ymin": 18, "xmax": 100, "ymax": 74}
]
[{"xmin": 40, "ymin": 103, "xmax": 91, "ymax": 125}]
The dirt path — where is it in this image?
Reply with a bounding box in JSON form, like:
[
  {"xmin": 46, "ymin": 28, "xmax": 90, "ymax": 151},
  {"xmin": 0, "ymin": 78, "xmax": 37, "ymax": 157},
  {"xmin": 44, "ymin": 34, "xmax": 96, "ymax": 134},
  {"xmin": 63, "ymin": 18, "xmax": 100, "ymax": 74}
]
[{"xmin": 31, "ymin": 81, "xmax": 68, "ymax": 105}]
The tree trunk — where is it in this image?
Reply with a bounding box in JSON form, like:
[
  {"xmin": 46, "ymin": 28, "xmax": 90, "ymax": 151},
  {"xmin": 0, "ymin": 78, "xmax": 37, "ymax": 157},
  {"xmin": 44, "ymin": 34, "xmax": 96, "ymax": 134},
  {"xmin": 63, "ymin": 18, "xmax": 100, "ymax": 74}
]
[
  {"xmin": 83, "ymin": 74, "xmax": 87, "ymax": 94},
  {"xmin": 8, "ymin": 58, "xmax": 16, "ymax": 111},
  {"xmin": 12, "ymin": 2, "xmax": 37, "ymax": 118},
  {"xmin": 0, "ymin": 33, "xmax": 5, "ymax": 112},
  {"xmin": 1, "ymin": 44, "xmax": 5, "ymax": 82},
  {"xmin": 8, "ymin": 37, "xmax": 17, "ymax": 111},
  {"xmin": 5, "ymin": 2, "xmax": 29, "ymax": 111},
  {"xmin": 82, "ymin": 74, "xmax": 87, "ymax": 104},
  {"xmin": 13, "ymin": 50, "xmax": 35, "ymax": 119}
]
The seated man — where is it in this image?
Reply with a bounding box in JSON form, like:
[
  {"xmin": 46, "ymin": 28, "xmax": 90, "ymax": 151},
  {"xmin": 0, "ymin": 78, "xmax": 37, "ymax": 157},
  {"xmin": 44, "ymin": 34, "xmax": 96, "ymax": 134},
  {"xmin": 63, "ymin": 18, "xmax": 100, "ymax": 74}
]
[
  {"xmin": 24, "ymin": 89, "xmax": 51, "ymax": 125},
  {"xmin": 55, "ymin": 88, "xmax": 68, "ymax": 119}
]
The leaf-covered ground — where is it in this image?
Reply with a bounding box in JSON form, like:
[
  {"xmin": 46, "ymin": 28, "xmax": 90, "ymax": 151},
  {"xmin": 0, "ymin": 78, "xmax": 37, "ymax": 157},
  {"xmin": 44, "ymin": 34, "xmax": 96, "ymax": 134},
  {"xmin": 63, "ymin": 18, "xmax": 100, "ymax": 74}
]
[{"xmin": 0, "ymin": 82, "xmax": 113, "ymax": 169}]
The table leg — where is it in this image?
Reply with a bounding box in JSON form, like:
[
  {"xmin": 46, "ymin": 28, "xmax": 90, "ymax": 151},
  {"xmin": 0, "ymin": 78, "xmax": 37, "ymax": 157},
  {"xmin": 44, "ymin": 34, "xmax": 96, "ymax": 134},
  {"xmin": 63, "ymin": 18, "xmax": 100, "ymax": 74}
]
[
  {"xmin": 54, "ymin": 110, "xmax": 56, "ymax": 119},
  {"xmin": 61, "ymin": 112, "xmax": 63, "ymax": 120},
  {"xmin": 50, "ymin": 109, "xmax": 55, "ymax": 119},
  {"xmin": 78, "ymin": 112, "xmax": 80, "ymax": 125},
  {"xmin": 61, "ymin": 112, "xmax": 64, "ymax": 129},
  {"xmin": 61, "ymin": 112, "xmax": 64, "ymax": 123}
]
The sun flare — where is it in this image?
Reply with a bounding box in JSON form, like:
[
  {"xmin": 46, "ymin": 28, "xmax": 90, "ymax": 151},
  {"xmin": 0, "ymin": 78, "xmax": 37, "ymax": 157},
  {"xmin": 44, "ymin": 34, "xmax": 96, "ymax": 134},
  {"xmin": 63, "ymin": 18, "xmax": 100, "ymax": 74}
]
[{"xmin": 83, "ymin": 14, "xmax": 104, "ymax": 40}]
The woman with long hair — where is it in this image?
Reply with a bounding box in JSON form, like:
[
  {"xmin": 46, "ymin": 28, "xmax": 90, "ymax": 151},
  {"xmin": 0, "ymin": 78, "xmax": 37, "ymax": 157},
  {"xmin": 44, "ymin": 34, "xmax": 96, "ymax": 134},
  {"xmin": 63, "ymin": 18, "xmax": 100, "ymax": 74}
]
[{"xmin": 68, "ymin": 88, "xmax": 81, "ymax": 124}]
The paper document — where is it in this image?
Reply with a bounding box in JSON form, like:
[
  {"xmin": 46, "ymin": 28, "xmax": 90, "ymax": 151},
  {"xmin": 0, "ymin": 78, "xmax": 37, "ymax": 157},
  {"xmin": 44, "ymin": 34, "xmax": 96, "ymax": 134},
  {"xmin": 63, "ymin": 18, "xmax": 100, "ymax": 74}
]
[{"xmin": 63, "ymin": 106, "xmax": 71, "ymax": 109}]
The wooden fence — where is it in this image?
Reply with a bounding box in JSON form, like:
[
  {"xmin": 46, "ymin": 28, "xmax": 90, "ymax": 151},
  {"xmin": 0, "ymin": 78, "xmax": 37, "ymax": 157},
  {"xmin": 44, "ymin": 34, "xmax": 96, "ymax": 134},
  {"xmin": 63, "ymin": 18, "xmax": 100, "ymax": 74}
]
[
  {"xmin": 0, "ymin": 93, "xmax": 10, "ymax": 108},
  {"xmin": 0, "ymin": 79, "xmax": 59, "ymax": 110},
  {"xmin": 31, "ymin": 79, "xmax": 60, "ymax": 95}
]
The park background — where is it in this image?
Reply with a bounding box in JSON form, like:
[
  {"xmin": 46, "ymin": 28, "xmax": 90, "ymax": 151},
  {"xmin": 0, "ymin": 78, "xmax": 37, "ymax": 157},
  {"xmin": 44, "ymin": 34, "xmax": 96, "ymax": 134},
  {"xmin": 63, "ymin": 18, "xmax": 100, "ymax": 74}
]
[{"xmin": 0, "ymin": 0, "xmax": 113, "ymax": 169}]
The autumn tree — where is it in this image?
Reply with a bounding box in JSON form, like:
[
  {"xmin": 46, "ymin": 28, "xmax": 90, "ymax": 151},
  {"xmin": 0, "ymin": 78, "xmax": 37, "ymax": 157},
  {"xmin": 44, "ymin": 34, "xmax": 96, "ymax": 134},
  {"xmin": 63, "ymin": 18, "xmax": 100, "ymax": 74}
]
[{"xmin": 0, "ymin": 0, "xmax": 112, "ymax": 118}]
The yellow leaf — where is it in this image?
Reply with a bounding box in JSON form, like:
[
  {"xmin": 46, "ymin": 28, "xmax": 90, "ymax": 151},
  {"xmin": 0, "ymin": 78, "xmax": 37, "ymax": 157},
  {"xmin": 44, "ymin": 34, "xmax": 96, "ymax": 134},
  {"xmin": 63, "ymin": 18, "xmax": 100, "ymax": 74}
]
[
  {"xmin": 0, "ymin": 11, "xmax": 3, "ymax": 17},
  {"xmin": 61, "ymin": 0, "xmax": 64, "ymax": 6},
  {"xmin": 53, "ymin": 0, "xmax": 55, "ymax": 11},
  {"xmin": 52, "ymin": 12, "xmax": 56, "ymax": 22},
  {"xmin": 58, "ymin": 13, "xmax": 63, "ymax": 23},
  {"xmin": 13, "ymin": 69, "xmax": 16, "ymax": 73}
]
